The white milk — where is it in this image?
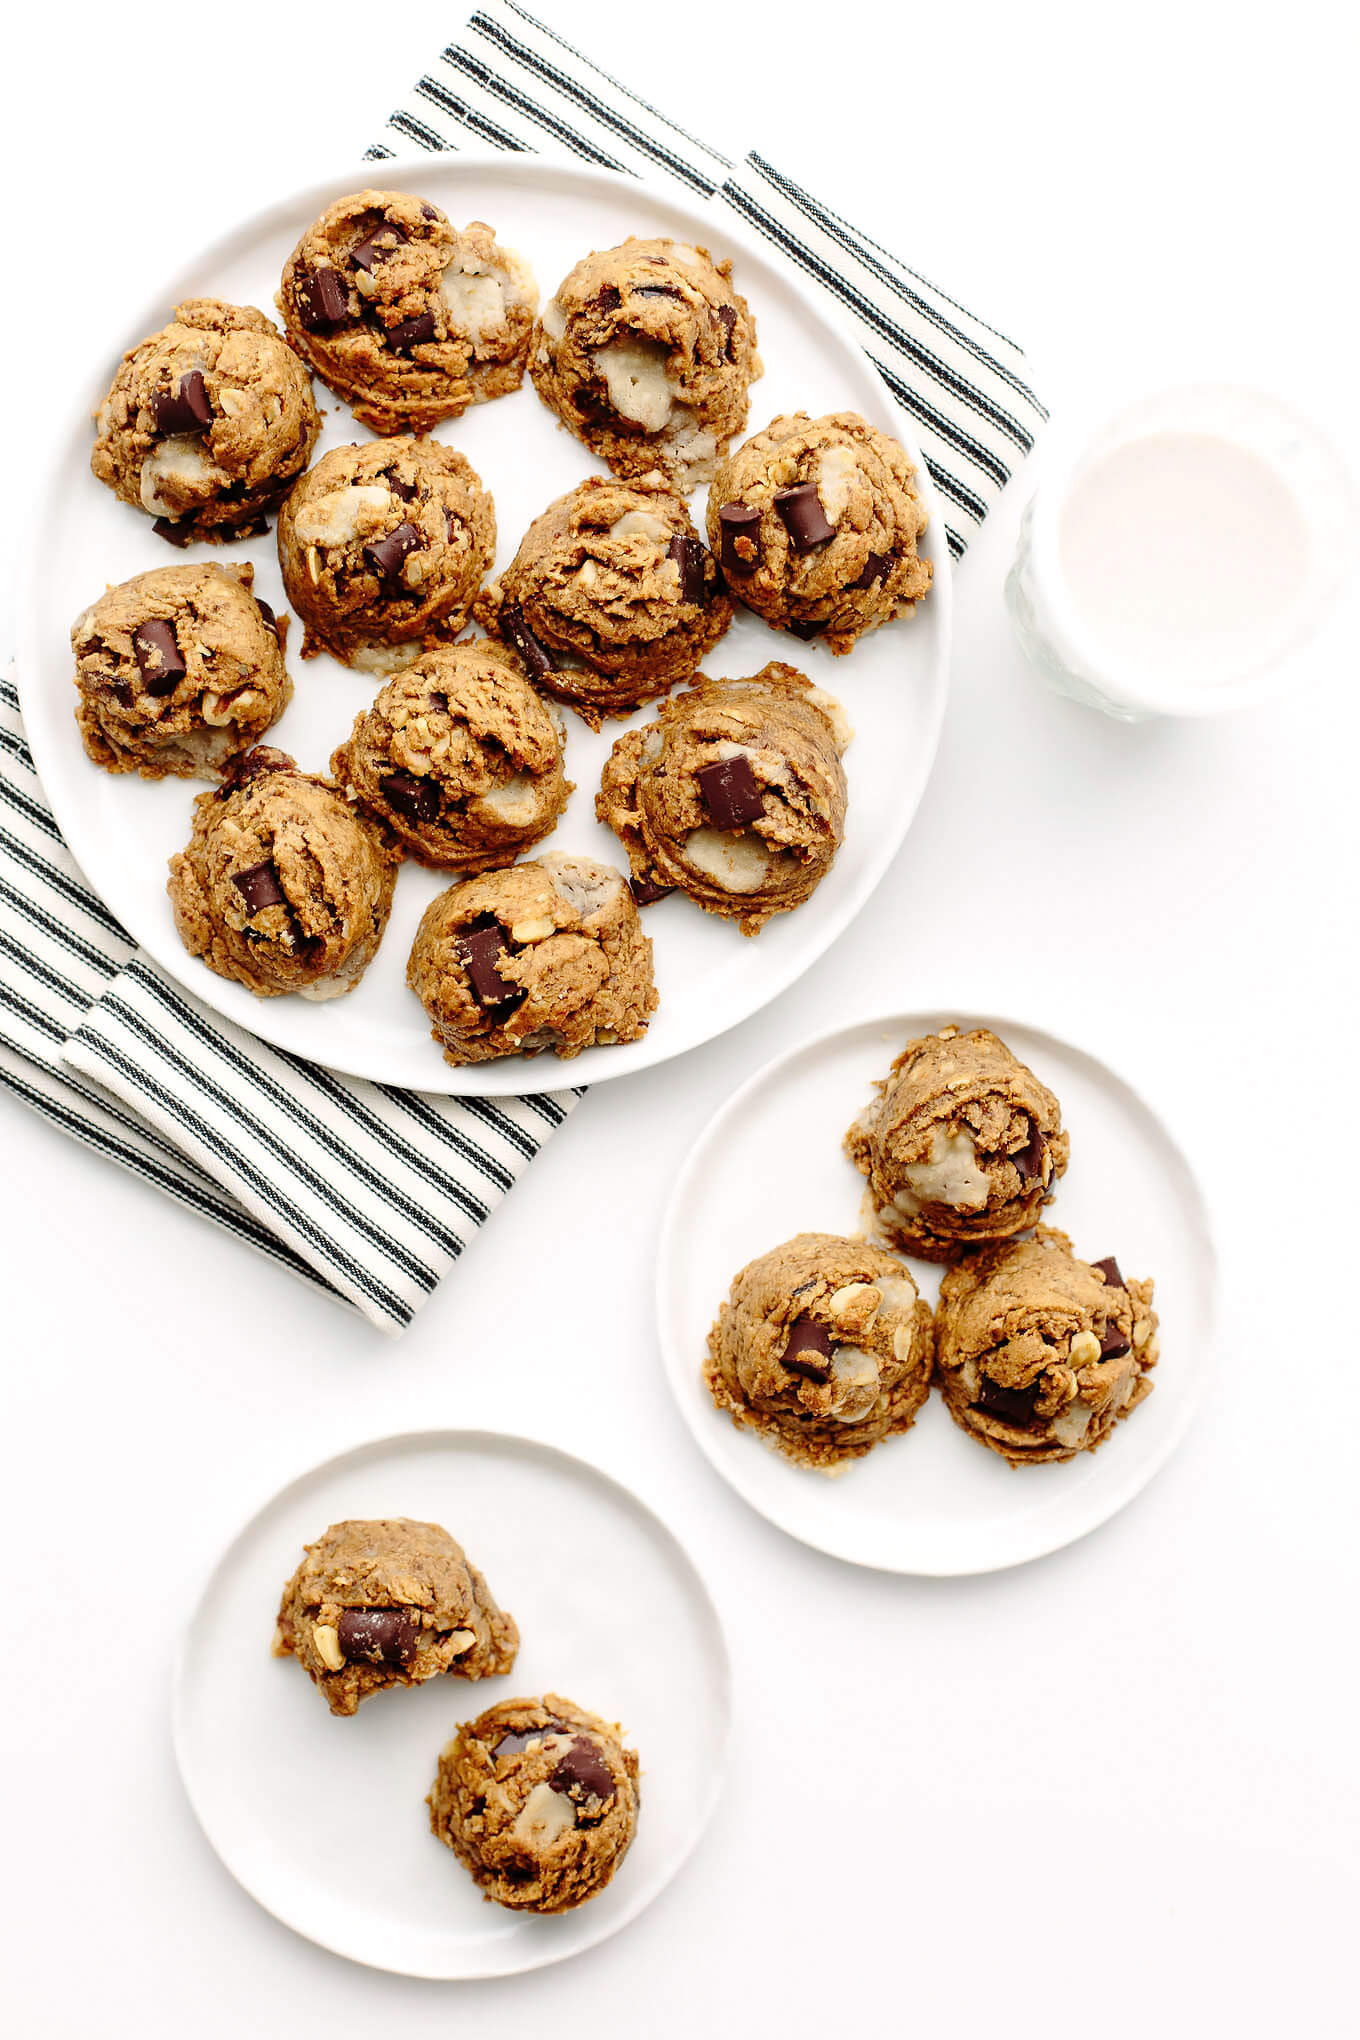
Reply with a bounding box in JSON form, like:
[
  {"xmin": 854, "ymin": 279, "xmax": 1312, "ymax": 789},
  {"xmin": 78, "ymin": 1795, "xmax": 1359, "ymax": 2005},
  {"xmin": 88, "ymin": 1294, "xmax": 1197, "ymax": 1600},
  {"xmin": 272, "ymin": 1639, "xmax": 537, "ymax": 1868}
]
[{"xmin": 1057, "ymin": 431, "xmax": 1311, "ymax": 688}]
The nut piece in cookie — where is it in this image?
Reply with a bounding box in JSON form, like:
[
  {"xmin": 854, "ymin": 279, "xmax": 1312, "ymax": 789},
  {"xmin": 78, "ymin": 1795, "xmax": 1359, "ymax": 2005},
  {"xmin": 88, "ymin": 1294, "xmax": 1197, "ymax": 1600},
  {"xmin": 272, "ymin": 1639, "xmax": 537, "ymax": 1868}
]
[
  {"xmin": 91, "ymin": 299, "xmax": 320, "ymax": 545},
  {"xmin": 407, "ymin": 853, "xmax": 657, "ymax": 1065},
  {"xmin": 72, "ymin": 562, "xmax": 290, "ymax": 779},
  {"xmin": 167, "ymin": 745, "xmax": 400, "ymax": 1000},
  {"xmin": 846, "ymin": 1025, "xmax": 1070, "ymax": 1261},
  {"xmin": 277, "ymin": 190, "xmax": 537, "ymax": 435},
  {"xmin": 274, "ymin": 1518, "xmax": 519, "ymax": 1717},
  {"xmin": 707, "ymin": 411, "xmax": 931, "ymax": 652},
  {"xmin": 704, "ymin": 1231, "xmax": 934, "ymax": 1470},
  {"xmin": 277, "ymin": 437, "xmax": 495, "ymax": 669},
  {"xmin": 933, "ymin": 1227, "xmax": 1159, "ymax": 1465},
  {"xmin": 428, "ymin": 1693, "xmax": 640, "ymax": 1913},
  {"xmin": 529, "ymin": 236, "xmax": 760, "ymax": 489},
  {"xmin": 596, "ymin": 662, "xmax": 850, "ymax": 935},
  {"xmin": 331, "ymin": 639, "xmax": 570, "ymax": 870},
  {"xmin": 475, "ymin": 470, "xmax": 733, "ymax": 727}
]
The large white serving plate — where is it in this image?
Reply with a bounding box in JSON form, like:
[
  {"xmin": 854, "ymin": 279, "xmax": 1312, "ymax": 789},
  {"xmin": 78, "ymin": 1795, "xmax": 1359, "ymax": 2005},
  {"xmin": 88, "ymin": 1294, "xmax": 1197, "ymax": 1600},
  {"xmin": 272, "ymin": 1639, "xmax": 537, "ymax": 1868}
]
[
  {"xmin": 18, "ymin": 154, "xmax": 951, "ymax": 1095},
  {"xmin": 658, "ymin": 1012, "xmax": 1218, "ymax": 1574},
  {"xmin": 172, "ymin": 1429, "xmax": 730, "ymax": 1978}
]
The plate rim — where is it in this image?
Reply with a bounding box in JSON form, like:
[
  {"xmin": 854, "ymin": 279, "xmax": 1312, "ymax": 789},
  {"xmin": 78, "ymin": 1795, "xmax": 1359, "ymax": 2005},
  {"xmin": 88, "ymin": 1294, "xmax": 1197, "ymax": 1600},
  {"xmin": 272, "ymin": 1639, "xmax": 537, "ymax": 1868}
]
[
  {"xmin": 16, "ymin": 147, "xmax": 953, "ymax": 1098},
  {"xmin": 169, "ymin": 1423, "xmax": 733, "ymax": 1979},
  {"xmin": 655, "ymin": 1006, "xmax": 1221, "ymax": 1577}
]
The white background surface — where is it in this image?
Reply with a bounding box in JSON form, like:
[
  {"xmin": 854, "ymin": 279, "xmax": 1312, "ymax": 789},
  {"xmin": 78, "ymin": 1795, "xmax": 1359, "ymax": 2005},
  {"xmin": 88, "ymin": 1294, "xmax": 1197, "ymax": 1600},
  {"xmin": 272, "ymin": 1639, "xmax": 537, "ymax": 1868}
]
[{"xmin": 2, "ymin": 3, "xmax": 1356, "ymax": 2035}]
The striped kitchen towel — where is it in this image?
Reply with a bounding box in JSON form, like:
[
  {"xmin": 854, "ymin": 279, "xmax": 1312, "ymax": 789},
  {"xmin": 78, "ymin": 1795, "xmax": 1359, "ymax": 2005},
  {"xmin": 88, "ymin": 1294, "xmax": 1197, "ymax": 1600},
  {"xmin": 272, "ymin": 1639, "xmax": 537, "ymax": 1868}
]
[
  {"xmin": 0, "ymin": 6, "xmax": 1043, "ymax": 1335},
  {"xmin": 367, "ymin": 0, "xmax": 1047, "ymax": 560}
]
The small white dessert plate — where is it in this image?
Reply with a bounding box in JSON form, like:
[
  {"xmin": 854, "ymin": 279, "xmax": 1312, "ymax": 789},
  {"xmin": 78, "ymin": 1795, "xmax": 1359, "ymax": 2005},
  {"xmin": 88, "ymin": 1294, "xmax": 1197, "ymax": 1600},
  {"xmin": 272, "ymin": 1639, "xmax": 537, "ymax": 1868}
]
[
  {"xmin": 18, "ymin": 152, "xmax": 951, "ymax": 1095},
  {"xmin": 171, "ymin": 1429, "xmax": 730, "ymax": 1978},
  {"xmin": 657, "ymin": 1011, "xmax": 1218, "ymax": 1575}
]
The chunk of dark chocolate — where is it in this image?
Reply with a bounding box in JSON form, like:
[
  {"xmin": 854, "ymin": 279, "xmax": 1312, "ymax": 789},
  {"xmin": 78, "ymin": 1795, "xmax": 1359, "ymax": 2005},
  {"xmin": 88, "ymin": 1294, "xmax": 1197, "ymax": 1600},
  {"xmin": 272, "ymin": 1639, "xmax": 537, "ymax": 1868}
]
[
  {"xmin": 501, "ymin": 602, "xmax": 554, "ymax": 679},
  {"xmin": 381, "ymin": 770, "xmax": 441, "ymax": 824},
  {"xmin": 362, "ymin": 522, "xmax": 422, "ymax": 584},
  {"xmin": 781, "ymin": 1314, "xmax": 834, "ymax": 1383},
  {"xmin": 668, "ymin": 532, "xmax": 706, "ymax": 606},
  {"xmin": 773, "ymin": 482, "xmax": 835, "ymax": 551},
  {"xmin": 456, "ymin": 917, "xmax": 519, "ymax": 1007},
  {"xmin": 697, "ymin": 753, "xmax": 764, "ymax": 830},
  {"xmin": 335, "ymin": 1606, "xmax": 417, "ymax": 1668},
  {"xmin": 717, "ymin": 500, "xmax": 760, "ymax": 573},
  {"xmin": 130, "ymin": 619, "xmax": 186, "ymax": 696},
  {"xmin": 629, "ymin": 876, "xmax": 674, "ymax": 906},
  {"xmin": 350, "ymin": 220, "xmax": 409, "ymax": 272},
  {"xmin": 299, "ymin": 266, "xmax": 349, "ymax": 333},
  {"xmin": 387, "ymin": 310, "xmax": 437, "ymax": 354},
  {"xmin": 1091, "ymin": 1256, "xmax": 1125, "ymax": 1291},
  {"xmin": 150, "ymin": 370, "xmax": 213, "ymax": 437},
  {"xmin": 230, "ymin": 861, "xmax": 286, "ymax": 914},
  {"xmin": 975, "ymin": 1374, "xmax": 1043, "ymax": 1425},
  {"xmin": 551, "ymin": 1736, "xmax": 616, "ymax": 1805}
]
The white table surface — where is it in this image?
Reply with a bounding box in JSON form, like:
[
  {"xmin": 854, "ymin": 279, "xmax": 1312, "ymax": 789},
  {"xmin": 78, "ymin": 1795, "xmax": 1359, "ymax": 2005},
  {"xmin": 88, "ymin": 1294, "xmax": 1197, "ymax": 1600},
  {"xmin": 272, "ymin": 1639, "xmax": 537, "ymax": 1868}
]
[{"xmin": 2, "ymin": 4, "xmax": 1356, "ymax": 2034}]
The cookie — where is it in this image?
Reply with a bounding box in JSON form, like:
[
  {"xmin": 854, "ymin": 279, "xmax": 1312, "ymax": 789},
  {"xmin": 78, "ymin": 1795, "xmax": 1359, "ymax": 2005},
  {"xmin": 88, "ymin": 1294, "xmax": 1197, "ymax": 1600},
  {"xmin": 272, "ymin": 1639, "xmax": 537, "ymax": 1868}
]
[
  {"xmin": 277, "ymin": 437, "xmax": 495, "ymax": 670},
  {"xmin": 71, "ymin": 561, "xmax": 290, "ymax": 779},
  {"xmin": 934, "ymin": 1228, "xmax": 1159, "ymax": 1465},
  {"xmin": 330, "ymin": 641, "xmax": 570, "ymax": 870},
  {"xmin": 274, "ymin": 1518, "xmax": 519, "ymax": 1718},
  {"xmin": 847, "ymin": 1025, "xmax": 1070, "ymax": 1262},
  {"xmin": 167, "ymin": 746, "xmax": 399, "ymax": 1000},
  {"xmin": 705, "ymin": 1231, "xmax": 934, "ymax": 1470},
  {"xmin": 529, "ymin": 236, "xmax": 760, "ymax": 488},
  {"xmin": 477, "ymin": 470, "xmax": 732, "ymax": 727},
  {"xmin": 277, "ymin": 190, "xmax": 537, "ymax": 435},
  {"xmin": 428, "ymin": 1695, "xmax": 640, "ymax": 1914},
  {"xmin": 596, "ymin": 662, "xmax": 850, "ymax": 934},
  {"xmin": 407, "ymin": 853, "xmax": 657, "ymax": 1065},
  {"xmin": 91, "ymin": 298, "xmax": 319, "ymax": 544},
  {"xmin": 707, "ymin": 411, "xmax": 931, "ymax": 651}
]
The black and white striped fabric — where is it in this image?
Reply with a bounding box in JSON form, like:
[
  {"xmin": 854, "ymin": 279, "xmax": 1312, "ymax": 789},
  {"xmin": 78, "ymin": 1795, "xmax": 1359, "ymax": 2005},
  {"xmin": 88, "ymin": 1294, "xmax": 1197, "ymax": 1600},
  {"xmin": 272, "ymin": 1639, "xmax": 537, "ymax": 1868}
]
[
  {"xmin": 367, "ymin": 0, "xmax": 1047, "ymax": 559},
  {"xmin": 0, "ymin": 6, "xmax": 1043, "ymax": 1334}
]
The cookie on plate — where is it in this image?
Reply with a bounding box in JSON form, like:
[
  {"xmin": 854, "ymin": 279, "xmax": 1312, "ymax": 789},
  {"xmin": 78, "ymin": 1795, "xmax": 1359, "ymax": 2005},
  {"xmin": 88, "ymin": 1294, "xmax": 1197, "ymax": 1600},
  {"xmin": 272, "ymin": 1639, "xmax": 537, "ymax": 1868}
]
[
  {"xmin": 277, "ymin": 190, "xmax": 537, "ymax": 435},
  {"xmin": 428, "ymin": 1694, "xmax": 639, "ymax": 1913},
  {"xmin": 934, "ymin": 1228, "xmax": 1158, "ymax": 1465},
  {"xmin": 529, "ymin": 236, "xmax": 759, "ymax": 488},
  {"xmin": 91, "ymin": 298, "xmax": 320, "ymax": 544},
  {"xmin": 72, "ymin": 561, "xmax": 289, "ymax": 779}
]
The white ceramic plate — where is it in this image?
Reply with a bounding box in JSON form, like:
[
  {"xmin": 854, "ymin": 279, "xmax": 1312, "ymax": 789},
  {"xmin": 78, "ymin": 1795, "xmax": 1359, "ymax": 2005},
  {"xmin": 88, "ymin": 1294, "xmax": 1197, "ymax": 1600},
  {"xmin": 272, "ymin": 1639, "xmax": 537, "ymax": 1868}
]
[
  {"xmin": 18, "ymin": 154, "xmax": 951, "ymax": 1095},
  {"xmin": 171, "ymin": 1429, "xmax": 730, "ymax": 1978},
  {"xmin": 657, "ymin": 1012, "xmax": 1218, "ymax": 1574}
]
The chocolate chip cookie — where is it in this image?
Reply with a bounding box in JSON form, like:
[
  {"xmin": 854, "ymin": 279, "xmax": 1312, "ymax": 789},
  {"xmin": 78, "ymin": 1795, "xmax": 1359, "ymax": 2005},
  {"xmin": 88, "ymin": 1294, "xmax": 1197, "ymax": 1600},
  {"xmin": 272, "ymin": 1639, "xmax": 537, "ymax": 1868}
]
[
  {"xmin": 330, "ymin": 640, "xmax": 570, "ymax": 870},
  {"xmin": 428, "ymin": 1695, "xmax": 640, "ymax": 1913},
  {"xmin": 705, "ymin": 1231, "xmax": 935, "ymax": 1470},
  {"xmin": 476, "ymin": 470, "xmax": 732, "ymax": 727},
  {"xmin": 934, "ymin": 1228, "xmax": 1159, "ymax": 1465},
  {"xmin": 276, "ymin": 437, "xmax": 495, "ymax": 670},
  {"xmin": 408, "ymin": 853, "xmax": 657, "ymax": 1064},
  {"xmin": 847, "ymin": 1025, "xmax": 1070, "ymax": 1261},
  {"xmin": 274, "ymin": 1518, "xmax": 520, "ymax": 1718},
  {"xmin": 530, "ymin": 236, "xmax": 760, "ymax": 488},
  {"xmin": 72, "ymin": 561, "xmax": 290, "ymax": 779},
  {"xmin": 91, "ymin": 298, "xmax": 320, "ymax": 544},
  {"xmin": 167, "ymin": 746, "xmax": 399, "ymax": 1000},
  {"xmin": 596, "ymin": 662, "xmax": 850, "ymax": 934},
  {"xmin": 707, "ymin": 411, "xmax": 932, "ymax": 651},
  {"xmin": 278, "ymin": 190, "xmax": 537, "ymax": 435}
]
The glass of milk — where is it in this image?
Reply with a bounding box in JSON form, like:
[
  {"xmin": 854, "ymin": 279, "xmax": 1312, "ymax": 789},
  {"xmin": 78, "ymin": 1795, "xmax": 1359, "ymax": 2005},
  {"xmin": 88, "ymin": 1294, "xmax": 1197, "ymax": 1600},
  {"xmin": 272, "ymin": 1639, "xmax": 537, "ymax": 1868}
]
[{"xmin": 1005, "ymin": 385, "xmax": 1357, "ymax": 719}]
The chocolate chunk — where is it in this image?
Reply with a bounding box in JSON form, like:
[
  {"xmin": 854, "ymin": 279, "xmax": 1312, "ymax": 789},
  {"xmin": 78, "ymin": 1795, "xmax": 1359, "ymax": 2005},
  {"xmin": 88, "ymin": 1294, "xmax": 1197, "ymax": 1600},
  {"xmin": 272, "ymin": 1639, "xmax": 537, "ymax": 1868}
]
[
  {"xmin": 781, "ymin": 1314, "xmax": 834, "ymax": 1383},
  {"xmin": 335, "ymin": 1606, "xmax": 417, "ymax": 1668},
  {"xmin": 668, "ymin": 532, "xmax": 707, "ymax": 606},
  {"xmin": 718, "ymin": 500, "xmax": 761, "ymax": 572},
  {"xmin": 219, "ymin": 746, "xmax": 292, "ymax": 798},
  {"xmin": 456, "ymin": 916, "xmax": 519, "ymax": 1007},
  {"xmin": 591, "ymin": 284, "xmax": 622, "ymax": 313},
  {"xmin": 788, "ymin": 616, "xmax": 825, "ymax": 640},
  {"xmin": 150, "ymin": 370, "xmax": 213, "ymax": 437},
  {"xmin": 299, "ymin": 266, "xmax": 349, "ymax": 333},
  {"xmin": 1091, "ymin": 1256, "xmax": 1125, "ymax": 1291},
  {"xmin": 108, "ymin": 678, "xmax": 134, "ymax": 710},
  {"xmin": 551, "ymin": 1737, "xmax": 616, "ymax": 1805},
  {"xmin": 1099, "ymin": 1325, "xmax": 1133, "ymax": 1360},
  {"xmin": 1012, "ymin": 1129, "xmax": 1047, "ymax": 1184},
  {"xmin": 976, "ymin": 1374, "xmax": 1043, "ymax": 1425},
  {"xmin": 715, "ymin": 304, "xmax": 738, "ymax": 359},
  {"xmin": 774, "ymin": 482, "xmax": 835, "ymax": 551},
  {"xmin": 385, "ymin": 472, "xmax": 417, "ymax": 501},
  {"xmin": 152, "ymin": 515, "xmax": 194, "ymax": 548},
  {"xmin": 254, "ymin": 597, "xmax": 283, "ymax": 647},
  {"xmin": 420, "ymin": 202, "xmax": 439, "ymax": 221},
  {"xmin": 362, "ymin": 522, "xmax": 422, "ymax": 584},
  {"xmin": 444, "ymin": 507, "xmax": 458, "ymax": 543},
  {"xmin": 381, "ymin": 770, "xmax": 440, "ymax": 824},
  {"xmin": 230, "ymin": 860, "xmax": 286, "ymax": 914},
  {"xmin": 494, "ymin": 1722, "xmax": 566, "ymax": 1758},
  {"xmin": 350, "ymin": 220, "xmax": 408, "ymax": 272},
  {"xmin": 428, "ymin": 691, "xmax": 450, "ymax": 714},
  {"xmin": 697, "ymin": 753, "xmax": 764, "ymax": 830},
  {"xmin": 635, "ymin": 283, "xmax": 683, "ymax": 301},
  {"xmin": 629, "ymin": 876, "xmax": 674, "ymax": 906},
  {"xmin": 387, "ymin": 310, "xmax": 436, "ymax": 353},
  {"xmin": 501, "ymin": 602, "xmax": 554, "ymax": 679},
  {"xmin": 130, "ymin": 619, "xmax": 186, "ymax": 696},
  {"xmin": 849, "ymin": 551, "xmax": 888, "ymax": 591}
]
